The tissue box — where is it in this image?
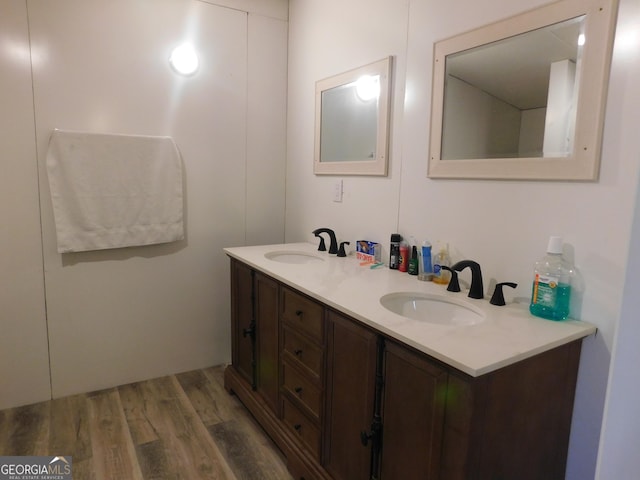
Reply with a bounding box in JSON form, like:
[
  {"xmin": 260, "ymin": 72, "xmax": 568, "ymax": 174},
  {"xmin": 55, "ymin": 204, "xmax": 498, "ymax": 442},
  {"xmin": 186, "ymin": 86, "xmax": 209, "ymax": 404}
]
[{"xmin": 356, "ymin": 240, "xmax": 381, "ymax": 264}]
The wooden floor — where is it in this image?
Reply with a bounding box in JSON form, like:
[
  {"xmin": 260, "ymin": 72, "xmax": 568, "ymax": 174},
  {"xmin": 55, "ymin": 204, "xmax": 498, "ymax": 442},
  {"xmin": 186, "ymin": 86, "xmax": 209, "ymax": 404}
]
[{"xmin": 0, "ymin": 365, "xmax": 292, "ymax": 479}]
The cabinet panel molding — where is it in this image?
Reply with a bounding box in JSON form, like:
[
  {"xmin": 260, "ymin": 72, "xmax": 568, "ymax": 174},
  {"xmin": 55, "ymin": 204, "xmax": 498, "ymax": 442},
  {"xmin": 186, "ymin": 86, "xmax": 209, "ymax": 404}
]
[
  {"xmin": 380, "ymin": 340, "xmax": 448, "ymax": 479},
  {"xmin": 255, "ymin": 272, "xmax": 280, "ymax": 415},
  {"xmin": 323, "ymin": 311, "xmax": 378, "ymax": 480}
]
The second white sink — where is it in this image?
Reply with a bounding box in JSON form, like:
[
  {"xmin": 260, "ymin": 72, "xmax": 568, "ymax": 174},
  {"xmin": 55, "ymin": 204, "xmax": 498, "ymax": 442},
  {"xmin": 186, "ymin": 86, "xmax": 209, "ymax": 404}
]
[
  {"xmin": 380, "ymin": 292, "xmax": 485, "ymax": 326},
  {"xmin": 264, "ymin": 250, "xmax": 325, "ymax": 264}
]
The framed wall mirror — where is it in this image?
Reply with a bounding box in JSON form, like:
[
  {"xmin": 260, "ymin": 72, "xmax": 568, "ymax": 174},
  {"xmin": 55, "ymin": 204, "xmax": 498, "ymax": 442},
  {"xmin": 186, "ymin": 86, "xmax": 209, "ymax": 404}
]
[
  {"xmin": 314, "ymin": 57, "xmax": 392, "ymax": 176},
  {"xmin": 428, "ymin": 0, "xmax": 618, "ymax": 180}
]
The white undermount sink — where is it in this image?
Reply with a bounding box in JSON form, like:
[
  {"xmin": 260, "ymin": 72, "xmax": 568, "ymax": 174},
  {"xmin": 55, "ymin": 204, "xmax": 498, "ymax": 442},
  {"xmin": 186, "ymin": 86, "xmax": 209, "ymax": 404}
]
[
  {"xmin": 380, "ymin": 292, "xmax": 485, "ymax": 326},
  {"xmin": 264, "ymin": 250, "xmax": 325, "ymax": 264}
]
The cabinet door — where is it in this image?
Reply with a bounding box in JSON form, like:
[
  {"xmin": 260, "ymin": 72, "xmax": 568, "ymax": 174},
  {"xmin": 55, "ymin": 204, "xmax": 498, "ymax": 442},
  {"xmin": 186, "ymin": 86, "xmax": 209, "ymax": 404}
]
[
  {"xmin": 324, "ymin": 311, "xmax": 378, "ymax": 480},
  {"xmin": 230, "ymin": 259, "xmax": 254, "ymax": 385},
  {"xmin": 255, "ymin": 272, "xmax": 280, "ymax": 414},
  {"xmin": 379, "ymin": 341, "xmax": 448, "ymax": 479}
]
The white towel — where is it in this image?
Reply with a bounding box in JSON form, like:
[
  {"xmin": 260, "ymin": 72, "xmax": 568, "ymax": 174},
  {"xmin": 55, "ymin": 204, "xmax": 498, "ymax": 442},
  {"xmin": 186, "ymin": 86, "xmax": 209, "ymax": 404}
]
[{"xmin": 46, "ymin": 130, "xmax": 184, "ymax": 253}]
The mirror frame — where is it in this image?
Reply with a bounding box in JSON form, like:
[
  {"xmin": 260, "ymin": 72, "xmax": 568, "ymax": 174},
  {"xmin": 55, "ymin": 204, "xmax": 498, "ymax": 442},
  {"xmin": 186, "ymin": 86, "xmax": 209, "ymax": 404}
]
[
  {"xmin": 314, "ymin": 57, "xmax": 392, "ymax": 176},
  {"xmin": 428, "ymin": 0, "xmax": 618, "ymax": 180}
]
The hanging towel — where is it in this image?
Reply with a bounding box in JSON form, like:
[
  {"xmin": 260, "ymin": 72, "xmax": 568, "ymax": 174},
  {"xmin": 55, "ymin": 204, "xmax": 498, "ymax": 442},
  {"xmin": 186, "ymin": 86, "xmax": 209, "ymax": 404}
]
[{"xmin": 46, "ymin": 129, "xmax": 184, "ymax": 253}]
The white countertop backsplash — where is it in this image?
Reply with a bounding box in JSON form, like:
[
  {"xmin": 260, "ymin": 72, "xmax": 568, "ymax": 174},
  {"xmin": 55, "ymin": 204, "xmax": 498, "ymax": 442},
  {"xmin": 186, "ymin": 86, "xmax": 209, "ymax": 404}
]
[{"xmin": 224, "ymin": 242, "xmax": 596, "ymax": 377}]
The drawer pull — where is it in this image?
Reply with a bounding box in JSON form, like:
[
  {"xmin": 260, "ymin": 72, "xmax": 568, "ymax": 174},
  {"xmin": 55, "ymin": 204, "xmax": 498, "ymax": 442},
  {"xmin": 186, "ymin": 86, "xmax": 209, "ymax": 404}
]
[
  {"xmin": 295, "ymin": 310, "xmax": 303, "ymax": 317},
  {"xmin": 294, "ymin": 386, "xmax": 303, "ymax": 394},
  {"xmin": 294, "ymin": 423, "xmax": 302, "ymax": 432},
  {"xmin": 294, "ymin": 349, "xmax": 303, "ymax": 356}
]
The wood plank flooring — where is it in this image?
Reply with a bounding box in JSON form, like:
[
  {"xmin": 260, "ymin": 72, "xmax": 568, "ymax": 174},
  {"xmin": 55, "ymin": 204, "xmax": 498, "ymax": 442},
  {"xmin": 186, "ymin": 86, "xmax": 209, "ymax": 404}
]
[{"xmin": 0, "ymin": 366, "xmax": 292, "ymax": 479}]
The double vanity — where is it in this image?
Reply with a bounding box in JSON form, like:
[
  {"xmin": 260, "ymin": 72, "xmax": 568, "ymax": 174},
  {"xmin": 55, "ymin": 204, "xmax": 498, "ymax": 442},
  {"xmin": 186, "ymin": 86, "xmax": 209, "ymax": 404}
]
[{"xmin": 224, "ymin": 242, "xmax": 596, "ymax": 479}]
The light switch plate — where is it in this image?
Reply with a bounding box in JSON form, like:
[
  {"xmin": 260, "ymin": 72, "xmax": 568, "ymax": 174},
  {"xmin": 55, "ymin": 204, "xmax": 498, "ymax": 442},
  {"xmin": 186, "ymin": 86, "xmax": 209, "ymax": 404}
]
[{"xmin": 333, "ymin": 179, "xmax": 343, "ymax": 202}]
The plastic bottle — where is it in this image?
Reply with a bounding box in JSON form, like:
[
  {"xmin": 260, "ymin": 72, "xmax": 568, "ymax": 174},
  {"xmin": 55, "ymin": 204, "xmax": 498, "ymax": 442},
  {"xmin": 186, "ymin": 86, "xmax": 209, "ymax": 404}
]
[
  {"xmin": 530, "ymin": 236, "xmax": 573, "ymax": 321},
  {"xmin": 408, "ymin": 245, "xmax": 419, "ymax": 275},
  {"xmin": 389, "ymin": 234, "xmax": 401, "ymax": 269},
  {"xmin": 399, "ymin": 241, "xmax": 410, "ymax": 272},
  {"xmin": 432, "ymin": 243, "xmax": 451, "ymax": 285},
  {"xmin": 418, "ymin": 241, "xmax": 433, "ymax": 281}
]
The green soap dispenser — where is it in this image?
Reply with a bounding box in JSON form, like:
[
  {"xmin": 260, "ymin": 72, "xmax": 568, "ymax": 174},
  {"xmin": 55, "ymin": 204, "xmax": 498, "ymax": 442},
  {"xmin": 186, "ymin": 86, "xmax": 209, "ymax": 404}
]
[{"xmin": 530, "ymin": 236, "xmax": 573, "ymax": 321}]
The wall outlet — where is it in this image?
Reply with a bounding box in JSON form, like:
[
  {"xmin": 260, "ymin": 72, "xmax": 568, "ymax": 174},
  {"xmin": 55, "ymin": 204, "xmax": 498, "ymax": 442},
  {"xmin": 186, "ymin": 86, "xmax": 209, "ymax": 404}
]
[{"xmin": 333, "ymin": 179, "xmax": 343, "ymax": 202}]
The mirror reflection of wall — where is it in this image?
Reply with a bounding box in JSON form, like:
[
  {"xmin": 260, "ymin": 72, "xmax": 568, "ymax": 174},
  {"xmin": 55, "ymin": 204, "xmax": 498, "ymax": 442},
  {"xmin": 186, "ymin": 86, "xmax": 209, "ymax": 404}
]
[{"xmin": 441, "ymin": 15, "xmax": 584, "ymax": 161}]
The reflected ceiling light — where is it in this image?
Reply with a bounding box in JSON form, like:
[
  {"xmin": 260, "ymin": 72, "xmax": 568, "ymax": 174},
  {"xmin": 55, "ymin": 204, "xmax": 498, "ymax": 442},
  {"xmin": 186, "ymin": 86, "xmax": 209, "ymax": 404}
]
[
  {"xmin": 578, "ymin": 33, "xmax": 586, "ymax": 46},
  {"xmin": 355, "ymin": 74, "xmax": 380, "ymax": 101},
  {"xmin": 169, "ymin": 43, "xmax": 199, "ymax": 76}
]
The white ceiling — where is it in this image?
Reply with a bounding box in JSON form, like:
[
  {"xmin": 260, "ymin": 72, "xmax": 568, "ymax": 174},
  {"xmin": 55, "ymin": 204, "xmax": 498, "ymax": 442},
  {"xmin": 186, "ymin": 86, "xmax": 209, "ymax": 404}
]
[{"xmin": 446, "ymin": 15, "xmax": 584, "ymax": 110}]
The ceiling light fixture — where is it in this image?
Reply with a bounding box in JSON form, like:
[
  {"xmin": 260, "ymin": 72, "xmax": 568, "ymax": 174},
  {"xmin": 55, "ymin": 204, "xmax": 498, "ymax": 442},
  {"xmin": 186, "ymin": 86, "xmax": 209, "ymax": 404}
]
[{"xmin": 169, "ymin": 43, "xmax": 199, "ymax": 76}]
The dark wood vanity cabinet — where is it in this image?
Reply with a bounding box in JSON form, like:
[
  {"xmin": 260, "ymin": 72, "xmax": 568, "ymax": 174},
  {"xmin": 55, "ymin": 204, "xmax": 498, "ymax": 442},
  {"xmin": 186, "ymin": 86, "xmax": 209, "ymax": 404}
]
[
  {"xmin": 439, "ymin": 340, "xmax": 582, "ymax": 480},
  {"xmin": 255, "ymin": 271, "xmax": 280, "ymax": 414},
  {"xmin": 229, "ymin": 259, "xmax": 254, "ymax": 386},
  {"xmin": 380, "ymin": 340, "xmax": 449, "ymax": 479},
  {"xmin": 225, "ymin": 258, "xmax": 583, "ymax": 480},
  {"xmin": 323, "ymin": 313, "xmax": 452, "ymax": 480},
  {"xmin": 280, "ymin": 286, "xmax": 325, "ymax": 462},
  {"xmin": 323, "ymin": 311, "xmax": 378, "ymax": 480},
  {"xmin": 228, "ymin": 259, "xmax": 279, "ymax": 415}
]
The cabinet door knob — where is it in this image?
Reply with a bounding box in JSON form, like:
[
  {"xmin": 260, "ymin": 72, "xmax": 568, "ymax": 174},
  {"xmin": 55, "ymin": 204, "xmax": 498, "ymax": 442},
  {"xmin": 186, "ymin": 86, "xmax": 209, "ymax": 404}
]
[
  {"xmin": 360, "ymin": 431, "xmax": 378, "ymax": 447},
  {"xmin": 295, "ymin": 310, "xmax": 303, "ymax": 317},
  {"xmin": 242, "ymin": 326, "xmax": 254, "ymax": 338},
  {"xmin": 294, "ymin": 349, "xmax": 303, "ymax": 356},
  {"xmin": 294, "ymin": 386, "xmax": 303, "ymax": 394},
  {"xmin": 294, "ymin": 424, "xmax": 302, "ymax": 432}
]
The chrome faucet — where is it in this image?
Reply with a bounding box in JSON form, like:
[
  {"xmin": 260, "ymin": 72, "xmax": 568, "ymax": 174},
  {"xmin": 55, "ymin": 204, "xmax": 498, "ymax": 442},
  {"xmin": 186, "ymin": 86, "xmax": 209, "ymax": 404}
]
[
  {"xmin": 312, "ymin": 228, "xmax": 338, "ymax": 254},
  {"xmin": 451, "ymin": 260, "xmax": 484, "ymax": 299}
]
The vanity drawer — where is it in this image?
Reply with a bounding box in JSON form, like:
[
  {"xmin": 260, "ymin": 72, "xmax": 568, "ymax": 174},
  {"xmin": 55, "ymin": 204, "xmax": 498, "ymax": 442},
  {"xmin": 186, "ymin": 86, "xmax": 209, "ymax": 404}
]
[
  {"xmin": 283, "ymin": 326, "xmax": 324, "ymax": 378},
  {"xmin": 281, "ymin": 287, "xmax": 324, "ymax": 342},
  {"xmin": 282, "ymin": 397, "xmax": 321, "ymax": 460},
  {"xmin": 287, "ymin": 452, "xmax": 316, "ymax": 480},
  {"xmin": 282, "ymin": 361, "xmax": 322, "ymax": 420}
]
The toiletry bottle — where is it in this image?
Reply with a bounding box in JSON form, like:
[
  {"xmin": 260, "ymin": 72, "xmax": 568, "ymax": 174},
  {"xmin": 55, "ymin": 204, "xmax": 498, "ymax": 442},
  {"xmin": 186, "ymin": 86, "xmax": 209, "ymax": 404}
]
[
  {"xmin": 418, "ymin": 241, "xmax": 433, "ymax": 281},
  {"xmin": 408, "ymin": 245, "xmax": 419, "ymax": 275},
  {"xmin": 399, "ymin": 241, "xmax": 409, "ymax": 272},
  {"xmin": 432, "ymin": 243, "xmax": 451, "ymax": 285},
  {"xmin": 530, "ymin": 236, "xmax": 573, "ymax": 321},
  {"xmin": 389, "ymin": 234, "xmax": 401, "ymax": 269}
]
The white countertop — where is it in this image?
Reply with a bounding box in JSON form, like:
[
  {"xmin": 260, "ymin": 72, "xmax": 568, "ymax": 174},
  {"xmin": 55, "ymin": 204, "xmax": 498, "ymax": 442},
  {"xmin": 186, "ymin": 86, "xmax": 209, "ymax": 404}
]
[{"xmin": 224, "ymin": 242, "xmax": 596, "ymax": 377}]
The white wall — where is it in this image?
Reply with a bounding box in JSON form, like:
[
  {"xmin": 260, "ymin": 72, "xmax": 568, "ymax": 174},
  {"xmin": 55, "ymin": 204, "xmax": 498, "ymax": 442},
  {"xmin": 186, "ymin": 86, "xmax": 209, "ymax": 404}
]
[
  {"xmin": 597, "ymin": 173, "xmax": 640, "ymax": 478},
  {"xmin": 286, "ymin": 0, "xmax": 409, "ymax": 245},
  {"xmin": 0, "ymin": 0, "xmax": 287, "ymax": 408},
  {"xmin": 596, "ymin": 0, "xmax": 640, "ymax": 475},
  {"xmin": 286, "ymin": 0, "xmax": 640, "ymax": 478},
  {"xmin": 247, "ymin": 10, "xmax": 288, "ymax": 245},
  {"xmin": 442, "ymin": 75, "xmax": 521, "ymax": 159},
  {"xmin": 0, "ymin": 1, "xmax": 50, "ymax": 410},
  {"xmin": 519, "ymin": 107, "xmax": 546, "ymax": 157}
]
